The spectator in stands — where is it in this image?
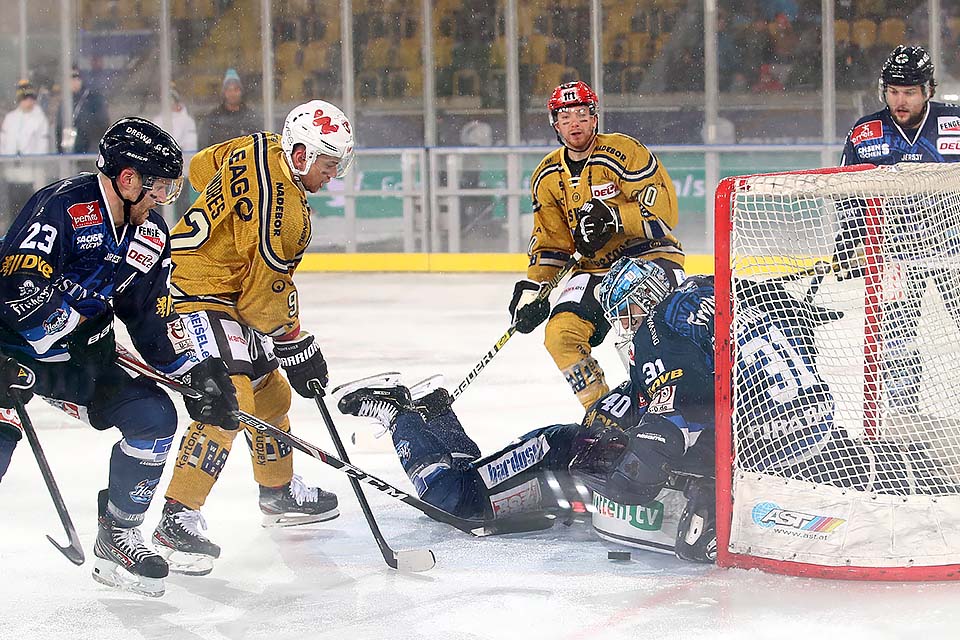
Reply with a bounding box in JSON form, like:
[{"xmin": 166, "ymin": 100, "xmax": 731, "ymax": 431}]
[
  {"xmin": 0, "ymin": 80, "xmax": 50, "ymax": 228},
  {"xmin": 200, "ymin": 68, "xmax": 261, "ymax": 147},
  {"xmin": 67, "ymin": 68, "xmax": 110, "ymax": 153},
  {"xmin": 152, "ymin": 83, "xmax": 198, "ymax": 218},
  {"xmin": 152, "ymin": 84, "xmax": 198, "ymax": 152},
  {"xmin": 752, "ymin": 63, "xmax": 784, "ymax": 93}
]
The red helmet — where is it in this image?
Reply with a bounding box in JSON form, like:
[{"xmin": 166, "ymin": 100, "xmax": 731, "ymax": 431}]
[{"xmin": 547, "ymin": 81, "xmax": 599, "ymax": 126}]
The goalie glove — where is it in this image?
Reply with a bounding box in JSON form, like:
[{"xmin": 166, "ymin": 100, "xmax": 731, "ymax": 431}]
[
  {"xmin": 273, "ymin": 331, "xmax": 329, "ymax": 398},
  {"xmin": 574, "ymin": 198, "xmax": 621, "ymax": 258},
  {"xmin": 508, "ymin": 280, "xmax": 551, "ymax": 334},
  {"xmin": 179, "ymin": 358, "xmax": 240, "ymax": 430}
]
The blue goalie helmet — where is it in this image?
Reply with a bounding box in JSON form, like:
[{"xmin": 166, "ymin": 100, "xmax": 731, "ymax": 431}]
[{"xmin": 598, "ymin": 257, "xmax": 672, "ymax": 339}]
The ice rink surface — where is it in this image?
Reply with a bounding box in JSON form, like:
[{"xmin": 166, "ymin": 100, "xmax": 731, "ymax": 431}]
[{"xmin": 3, "ymin": 272, "xmax": 960, "ymax": 640}]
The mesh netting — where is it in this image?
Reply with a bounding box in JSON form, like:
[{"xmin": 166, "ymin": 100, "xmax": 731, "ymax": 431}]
[{"xmin": 730, "ymin": 164, "xmax": 960, "ymax": 498}]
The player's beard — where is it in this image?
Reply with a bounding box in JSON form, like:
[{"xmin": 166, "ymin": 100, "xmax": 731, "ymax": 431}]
[{"xmin": 890, "ymin": 102, "xmax": 927, "ymax": 129}]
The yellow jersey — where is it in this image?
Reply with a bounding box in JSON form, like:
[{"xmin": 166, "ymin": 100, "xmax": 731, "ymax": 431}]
[
  {"xmin": 526, "ymin": 132, "xmax": 682, "ymax": 282},
  {"xmin": 169, "ymin": 132, "xmax": 311, "ymax": 338}
]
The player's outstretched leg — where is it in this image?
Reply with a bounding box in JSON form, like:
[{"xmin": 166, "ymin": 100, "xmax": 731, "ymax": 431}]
[
  {"xmin": 259, "ymin": 474, "xmax": 339, "ymax": 527},
  {"xmin": 674, "ymin": 478, "xmax": 717, "ymax": 564},
  {"xmin": 92, "ymin": 489, "xmax": 168, "ymax": 597},
  {"xmin": 336, "ymin": 375, "xmax": 414, "ymax": 434},
  {"xmin": 152, "ymin": 499, "xmax": 221, "ymax": 576}
]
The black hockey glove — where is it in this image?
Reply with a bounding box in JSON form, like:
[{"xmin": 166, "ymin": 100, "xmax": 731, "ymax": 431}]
[
  {"xmin": 0, "ymin": 357, "xmax": 34, "ymax": 440},
  {"xmin": 508, "ymin": 279, "xmax": 551, "ymax": 333},
  {"xmin": 179, "ymin": 358, "xmax": 240, "ymax": 430},
  {"xmin": 274, "ymin": 331, "xmax": 329, "ymax": 398},
  {"xmin": 65, "ymin": 308, "xmax": 116, "ymax": 371},
  {"xmin": 574, "ymin": 198, "xmax": 621, "ymax": 258}
]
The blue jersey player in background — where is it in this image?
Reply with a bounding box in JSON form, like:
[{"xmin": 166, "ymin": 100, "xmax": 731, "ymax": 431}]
[
  {"xmin": 0, "ymin": 117, "xmax": 239, "ymax": 597},
  {"xmin": 835, "ymin": 45, "xmax": 960, "ymax": 413}
]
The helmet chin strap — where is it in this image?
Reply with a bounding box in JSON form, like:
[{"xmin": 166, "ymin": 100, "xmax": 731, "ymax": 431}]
[{"xmin": 110, "ymin": 176, "xmax": 146, "ymax": 225}]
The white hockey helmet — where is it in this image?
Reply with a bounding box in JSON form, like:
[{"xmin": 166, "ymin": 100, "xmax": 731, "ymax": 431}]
[{"xmin": 281, "ymin": 99, "xmax": 355, "ymax": 178}]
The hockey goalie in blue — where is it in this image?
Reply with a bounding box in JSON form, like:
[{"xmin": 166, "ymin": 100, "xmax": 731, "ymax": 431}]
[{"xmin": 337, "ymin": 258, "xmax": 954, "ymax": 564}]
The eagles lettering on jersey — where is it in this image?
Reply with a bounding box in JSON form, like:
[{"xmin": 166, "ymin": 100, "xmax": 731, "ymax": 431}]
[
  {"xmin": 0, "ymin": 173, "xmax": 193, "ymax": 373},
  {"xmin": 841, "ymin": 101, "xmax": 960, "ymax": 165},
  {"xmin": 526, "ymin": 132, "xmax": 683, "ymax": 282},
  {"xmin": 170, "ymin": 132, "xmax": 312, "ymax": 337}
]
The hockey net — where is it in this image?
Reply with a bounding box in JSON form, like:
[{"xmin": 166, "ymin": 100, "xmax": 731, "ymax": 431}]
[{"xmin": 715, "ymin": 163, "xmax": 960, "ymax": 580}]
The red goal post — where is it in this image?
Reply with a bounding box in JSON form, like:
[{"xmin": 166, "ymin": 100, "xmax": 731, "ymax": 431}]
[{"xmin": 714, "ymin": 163, "xmax": 960, "ymax": 580}]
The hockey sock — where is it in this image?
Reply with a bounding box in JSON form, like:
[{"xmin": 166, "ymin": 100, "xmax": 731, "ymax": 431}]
[{"xmin": 107, "ymin": 436, "xmax": 174, "ymax": 526}]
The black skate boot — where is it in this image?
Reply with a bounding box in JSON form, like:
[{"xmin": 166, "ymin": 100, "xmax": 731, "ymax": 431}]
[
  {"xmin": 259, "ymin": 474, "xmax": 340, "ymax": 527},
  {"xmin": 674, "ymin": 478, "xmax": 717, "ymax": 564},
  {"xmin": 92, "ymin": 489, "xmax": 168, "ymax": 597},
  {"xmin": 409, "ymin": 375, "xmax": 452, "ymax": 421},
  {"xmin": 335, "ymin": 374, "xmax": 413, "ymax": 435},
  {"xmin": 152, "ymin": 500, "xmax": 221, "ymax": 576}
]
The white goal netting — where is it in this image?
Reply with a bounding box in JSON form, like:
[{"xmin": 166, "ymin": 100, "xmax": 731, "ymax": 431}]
[{"xmin": 719, "ymin": 163, "xmax": 960, "ymax": 576}]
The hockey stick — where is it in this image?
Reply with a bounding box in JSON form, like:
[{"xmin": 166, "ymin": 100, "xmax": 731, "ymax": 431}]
[
  {"xmin": 16, "ymin": 399, "xmax": 85, "ymax": 566},
  {"xmin": 309, "ymin": 382, "xmax": 435, "ymax": 572},
  {"xmin": 451, "ymin": 252, "xmax": 582, "ymax": 400},
  {"xmin": 114, "ymin": 345, "xmax": 558, "ymax": 537}
]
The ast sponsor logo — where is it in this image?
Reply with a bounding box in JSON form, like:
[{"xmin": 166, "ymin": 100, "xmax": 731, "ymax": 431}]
[
  {"xmin": 850, "ymin": 120, "xmax": 882, "ymax": 144},
  {"xmin": 67, "ymin": 201, "xmax": 103, "ymax": 229},
  {"xmin": 751, "ymin": 501, "xmax": 846, "ymax": 540},
  {"xmin": 478, "ymin": 434, "xmax": 550, "ymax": 488}
]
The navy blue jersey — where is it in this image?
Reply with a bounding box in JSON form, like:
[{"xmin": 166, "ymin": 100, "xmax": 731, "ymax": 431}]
[
  {"xmin": 624, "ymin": 275, "xmax": 716, "ymax": 449},
  {"xmin": 840, "ymin": 101, "xmax": 960, "ymax": 166},
  {"xmin": 0, "ymin": 173, "xmax": 194, "ymax": 373}
]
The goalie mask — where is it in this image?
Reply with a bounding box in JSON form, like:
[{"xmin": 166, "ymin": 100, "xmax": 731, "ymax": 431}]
[
  {"xmin": 598, "ymin": 257, "xmax": 673, "ymax": 347},
  {"xmin": 547, "ymin": 81, "xmax": 599, "ymax": 148},
  {"xmin": 878, "ymin": 45, "xmax": 935, "ymax": 103},
  {"xmin": 282, "ymin": 100, "xmax": 355, "ymax": 181}
]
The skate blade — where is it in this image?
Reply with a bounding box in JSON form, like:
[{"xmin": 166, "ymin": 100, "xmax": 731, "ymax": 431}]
[
  {"xmin": 261, "ymin": 507, "xmax": 340, "ymax": 528},
  {"xmin": 331, "ymin": 372, "xmax": 402, "ymax": 398},
  {"xmin": 156, "ymin": 547, "xmax": 215, "ymax": 576},
  {"xmin": 408, "ymin": 374, "xmax": 445, "ymax": 400},
  {"xmin": 92, "ymin": 557, "xmax": 165, "ymax": 597}
]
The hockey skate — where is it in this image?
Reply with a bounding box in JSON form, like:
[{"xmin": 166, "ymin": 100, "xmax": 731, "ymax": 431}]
[
  {"xmin": 152, "ymin": 500, "xmax": 221, "ymax": 576},
  {"xmin": 335, "ymin": 373, "xmax": 413, "ymax": 436},
  {"xmin": 92, "ymin": 489, "xmax": 168, "ymax": 597},
  {"xmin": 259, "ymin": 474, "xmax": 340, "ymax": 527},
  {"xmin": 409, "ymin": 375, "xmax": 452, "ymax": 421},
  {"xmin": 674, "ymin": 478, "xmax": 717, "ymax": 564}
]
